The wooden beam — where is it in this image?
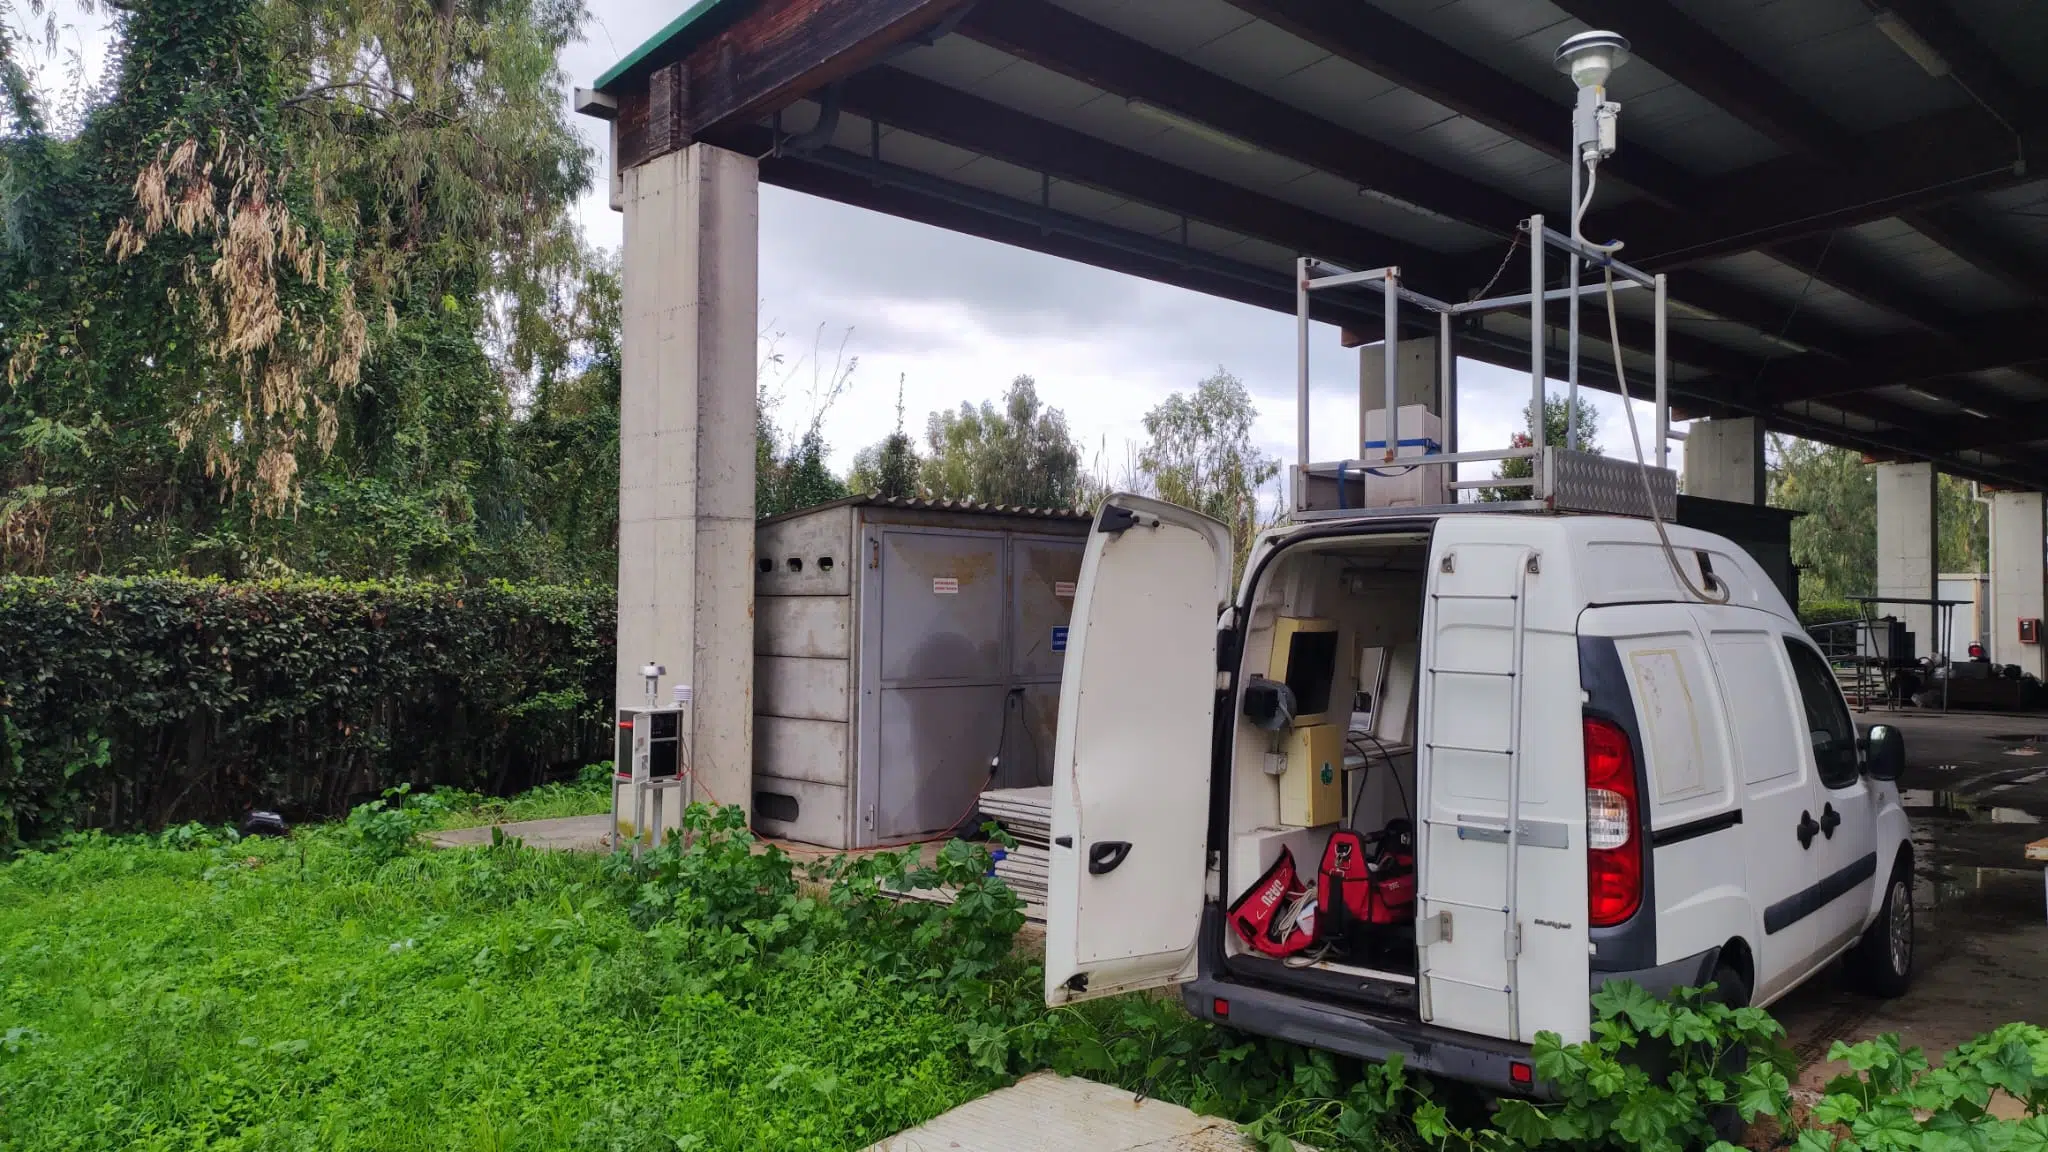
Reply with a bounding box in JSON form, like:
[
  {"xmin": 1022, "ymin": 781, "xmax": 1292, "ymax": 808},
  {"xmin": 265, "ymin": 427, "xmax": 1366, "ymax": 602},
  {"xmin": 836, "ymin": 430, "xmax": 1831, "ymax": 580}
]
[
  {"xmin": 614, "ymin": 0, "xmax": 970, "ymax": 169},
  {"xmin": 954, "ymin": 0, "xmax": 1525, "ymax": 238},
  {"xmin": 1742, "ymin": 311, "xmax": 2048, "ymax": 406},
  {"xmin": 1551, "ymin": 1, "xmax": 2048, "ymax": 325},
  {"xmin": 1859, "ymin": 0, "xmax": 2032, "ymax": 130},
  {"xmin": 831, "ymin": 72, "xmax": 1767, "ymax": 379},
  {"xmin": 739, "ymin": 129, "xmax": 2043, "ymax": 488},
  {"xmin": 1902, "ymin": 207, "xmax": 2048, "ymax": 306},
  {"xmin": 1603, "ymin": 103, "xmax": 2039, "ymax": 269},
  {"xmin": 833, "ymin": 70, "xmax": 1447, "ymax": 291},
  {"xmin": 1217, "ymin": 0, "xmax": 1694, "ymax": 212}
]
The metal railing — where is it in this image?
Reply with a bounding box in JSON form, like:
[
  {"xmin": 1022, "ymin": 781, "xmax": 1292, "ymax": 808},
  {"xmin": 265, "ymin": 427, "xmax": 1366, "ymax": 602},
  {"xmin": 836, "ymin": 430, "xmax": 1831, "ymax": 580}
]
[{"xmin": 1292, "ymin": 216, "xmax": 1674, "ymax": 519}]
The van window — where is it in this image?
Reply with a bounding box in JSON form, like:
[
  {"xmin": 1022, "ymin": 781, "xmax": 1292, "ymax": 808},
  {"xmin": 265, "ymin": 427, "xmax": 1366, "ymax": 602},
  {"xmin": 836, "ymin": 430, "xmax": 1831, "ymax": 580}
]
[
  {"xmin": 1782, "ymin": 639, "xmax": 1859, "ymax": 790},
  {"xmin": 1707, "ymin": 631, "xmax": 1802, "ymax": 787}
]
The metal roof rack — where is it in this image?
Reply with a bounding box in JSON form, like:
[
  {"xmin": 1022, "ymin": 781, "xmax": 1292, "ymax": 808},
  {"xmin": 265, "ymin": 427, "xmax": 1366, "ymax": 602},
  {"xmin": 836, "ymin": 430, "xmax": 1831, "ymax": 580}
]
[
  {"xmin": 1291, "ymin": 220, "xmax": 1678, "ymax": 524},
  {"xmin": 1292, "ymin": 30, "xmax": 1680, "ymax": 524}
]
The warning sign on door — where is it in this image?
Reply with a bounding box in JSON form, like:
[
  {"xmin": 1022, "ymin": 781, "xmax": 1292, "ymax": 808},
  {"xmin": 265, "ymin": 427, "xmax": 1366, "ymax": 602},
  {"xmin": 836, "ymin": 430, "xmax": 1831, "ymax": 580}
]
[
  {"xmin": 932, "ymin": 577, "xmax": 959, "ymax": 595},
  {"xmin": 1054, "ymin": 581, "xmax": 1076, "ymax": 598}
]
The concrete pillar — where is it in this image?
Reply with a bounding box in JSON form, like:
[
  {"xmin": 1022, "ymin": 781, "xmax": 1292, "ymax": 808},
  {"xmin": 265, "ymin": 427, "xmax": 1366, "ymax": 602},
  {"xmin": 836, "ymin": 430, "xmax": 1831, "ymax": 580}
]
[
  {"xmin": 1359, "ymin": 336, "xmax": 1441, "ymax": 431},
  {"xmin": 1681, "ymin": 417, "xmax": 1765, "ymax": 504},
  {"xmin": 617, "ymin": 144, "xmax": 758, "ymax": 822},
  {"xmin": 1876, "ymin": 462, "xmax": 1939, "ymax": 658},
  {"xmin": 1989, "ymin": 492, "xmax": 2046, "ymax": 677}
]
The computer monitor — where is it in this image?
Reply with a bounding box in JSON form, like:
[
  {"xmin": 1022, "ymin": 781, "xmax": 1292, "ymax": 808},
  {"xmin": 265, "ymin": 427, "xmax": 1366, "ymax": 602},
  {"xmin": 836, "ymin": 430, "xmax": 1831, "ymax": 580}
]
[{"xmin": 1267, "ymin": 617, "xmax": 1340, "ymax": 727}]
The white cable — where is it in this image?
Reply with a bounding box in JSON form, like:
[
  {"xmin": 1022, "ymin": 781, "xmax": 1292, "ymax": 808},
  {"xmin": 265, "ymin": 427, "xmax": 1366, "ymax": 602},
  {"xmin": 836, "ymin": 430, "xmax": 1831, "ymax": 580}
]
[
  {"xmin": 1573, "ymin": 160, "xmax": 1624, "ymax": 256},
  {"xmin": 1601, "ymin": 265, "xmax": 1729, "ymax": 605}
]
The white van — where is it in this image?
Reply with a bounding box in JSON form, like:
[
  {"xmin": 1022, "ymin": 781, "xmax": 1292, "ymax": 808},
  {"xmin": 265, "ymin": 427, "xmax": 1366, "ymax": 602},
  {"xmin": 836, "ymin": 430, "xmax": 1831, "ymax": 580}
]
[{"xmin": 1042, "ymin": 496, "xmax": 1912, "ymax": 1093}]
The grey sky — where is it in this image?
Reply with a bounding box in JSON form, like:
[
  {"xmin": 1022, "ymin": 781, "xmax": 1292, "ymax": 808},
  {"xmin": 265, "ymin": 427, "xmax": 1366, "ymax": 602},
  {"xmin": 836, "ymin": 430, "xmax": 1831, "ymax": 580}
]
[{"xmin": 19, "ymin": 0, "xmax": 1686, "ymax": 492}]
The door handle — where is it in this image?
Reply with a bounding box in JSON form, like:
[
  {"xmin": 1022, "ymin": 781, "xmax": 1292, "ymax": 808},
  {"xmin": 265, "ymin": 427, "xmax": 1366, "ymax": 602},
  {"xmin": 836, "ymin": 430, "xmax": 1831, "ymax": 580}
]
[
  {"xmin": 1088, "ymin": 841, "xmax": 1133, "ymax": 875},
  {"xmin": 1797, "ymin": 811, "xmax": 1820, "ymax": 850},
  {"xmin": 1820, "ymin": 802, "xmax": 1841, "ymax": 839}
]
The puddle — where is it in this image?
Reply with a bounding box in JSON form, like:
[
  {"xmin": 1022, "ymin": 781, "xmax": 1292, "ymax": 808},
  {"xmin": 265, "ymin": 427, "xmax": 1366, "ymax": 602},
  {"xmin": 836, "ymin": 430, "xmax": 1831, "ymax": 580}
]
[
  {"xmin": 1911, "ymin": 864, "xmax": 2041, "ymax": 916},
  {"xmin": 1901, "ymin": 789, "xmax": 2043, "ymax": 824}
]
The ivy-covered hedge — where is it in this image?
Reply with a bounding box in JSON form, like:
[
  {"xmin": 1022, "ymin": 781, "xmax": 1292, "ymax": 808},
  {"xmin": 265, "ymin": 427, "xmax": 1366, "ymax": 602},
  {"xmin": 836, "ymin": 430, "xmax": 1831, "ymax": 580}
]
[
  {"xmin": 1800, "ymin": 599, "xmax": 1863, "ymax": 628},
  {"xmin": 0, "ymin": 577, "xmax": 613, "ymax": 851}
]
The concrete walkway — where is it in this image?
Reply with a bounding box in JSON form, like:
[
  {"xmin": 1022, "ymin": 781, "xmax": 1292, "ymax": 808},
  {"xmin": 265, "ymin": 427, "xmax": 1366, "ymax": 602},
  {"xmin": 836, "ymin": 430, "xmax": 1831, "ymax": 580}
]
[
  {"xmin": 427, "ymin": 813, "xmax": 613, "ymax": 852},
  {"xmin": 866, "ymin": 1073, "xmax": 1302, "ymax": 1151}
]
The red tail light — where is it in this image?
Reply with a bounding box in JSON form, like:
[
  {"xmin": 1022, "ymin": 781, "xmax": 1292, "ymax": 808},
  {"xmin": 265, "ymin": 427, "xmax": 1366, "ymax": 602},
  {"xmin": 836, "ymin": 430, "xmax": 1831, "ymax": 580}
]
[{"xmin": 1585, "ymin": 716, "xmax": 1642, "ymax": 928}]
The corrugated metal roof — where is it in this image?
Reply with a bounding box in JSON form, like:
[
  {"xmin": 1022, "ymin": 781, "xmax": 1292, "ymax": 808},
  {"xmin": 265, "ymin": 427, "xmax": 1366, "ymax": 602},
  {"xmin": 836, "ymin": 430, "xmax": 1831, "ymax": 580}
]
[{"xmin": 758, "ymin": 495, "xmax": 1096, "ymax": 527}]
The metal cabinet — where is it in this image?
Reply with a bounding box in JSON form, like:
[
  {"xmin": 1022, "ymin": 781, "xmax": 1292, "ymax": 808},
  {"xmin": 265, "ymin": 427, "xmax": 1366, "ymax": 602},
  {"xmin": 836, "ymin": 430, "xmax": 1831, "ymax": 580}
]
[{"xmin": 753, "ymin": 497, "xmax": 1088, "ymax": 848}]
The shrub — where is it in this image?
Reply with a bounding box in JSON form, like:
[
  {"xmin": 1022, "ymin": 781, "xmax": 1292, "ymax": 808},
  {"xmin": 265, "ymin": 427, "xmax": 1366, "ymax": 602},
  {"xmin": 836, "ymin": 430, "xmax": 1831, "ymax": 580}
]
[
  {"xmin": 0, "ymin": 576, "xmax": 613, "ymax": 852},
  {"xmin": 1801, "ymin": 599, "xmax": 1863, "ymax": 628}
]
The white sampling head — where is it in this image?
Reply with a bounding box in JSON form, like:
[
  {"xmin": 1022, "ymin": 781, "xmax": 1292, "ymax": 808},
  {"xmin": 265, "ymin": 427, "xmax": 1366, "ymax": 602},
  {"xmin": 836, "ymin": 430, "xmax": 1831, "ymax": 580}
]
[{"xmin": 1555, "ymin": 30, "xmax": 1630, "ymax": 91}]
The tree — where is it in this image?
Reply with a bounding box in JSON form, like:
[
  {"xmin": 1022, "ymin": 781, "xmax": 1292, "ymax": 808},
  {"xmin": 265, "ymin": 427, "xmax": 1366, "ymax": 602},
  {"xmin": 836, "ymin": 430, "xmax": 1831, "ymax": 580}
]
[
  {"xmin": 0, "ymin": 0, "xmax": 603, "ymax": 580},
  {"xmin": 1134, "ymin": 369, "xmax": 1279, "ymax": 574},
  {"xmin": 1769, "ymin": 434, "xmax": 1987, "ymax": 603},
  {"xmin": 1480, "ymin": 396, "xmax": 1603, "ymax": 502},
  {"xmin": 920, "ymin": 375, "xmax": 1084, "ymax": 508},
  {"xmin": 848, "ymin": 377, "xmax": 921, "ymax": 499},
  {"xmin": 756, "ymin": 324, "xmax": 854, "ymax": 519}
]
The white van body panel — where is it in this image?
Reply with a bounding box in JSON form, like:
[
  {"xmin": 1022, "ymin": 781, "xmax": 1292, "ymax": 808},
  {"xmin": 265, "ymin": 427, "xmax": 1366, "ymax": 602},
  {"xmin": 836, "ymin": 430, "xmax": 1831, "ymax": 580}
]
[
  {"xmin": 1416, "ymin": 520, "xmax": 1588, "ymax": 1043},
  {"xmin": 1044, "ymin": 496, "xmax": 1233, "ymax": 1005},
  {"xmin": 1055, "ymin": 508, "xmax": 1907, "ymax": 1076}
]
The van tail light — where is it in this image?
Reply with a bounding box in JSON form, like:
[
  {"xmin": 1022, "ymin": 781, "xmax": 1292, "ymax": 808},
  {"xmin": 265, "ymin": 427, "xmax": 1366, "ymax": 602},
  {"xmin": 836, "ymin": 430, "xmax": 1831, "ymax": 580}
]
[{"xmin": 1585, "ymin": 716, "xmax": 1643, "ymax": 928}]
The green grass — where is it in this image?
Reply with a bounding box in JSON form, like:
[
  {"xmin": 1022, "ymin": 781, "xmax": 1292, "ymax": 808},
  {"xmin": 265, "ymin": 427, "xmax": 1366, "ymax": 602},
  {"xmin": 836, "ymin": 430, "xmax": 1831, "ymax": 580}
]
[
  {"xmin": 0, "ymin": 816, "xmax": 1006, "ymax": 1151},
  {"xmin": 0, "ymin": 793, "xmax": 1456, "ymax": 1152},
  {"xmin": 425, "ymin": 778, "xmax": 614, "ymax": 830}
]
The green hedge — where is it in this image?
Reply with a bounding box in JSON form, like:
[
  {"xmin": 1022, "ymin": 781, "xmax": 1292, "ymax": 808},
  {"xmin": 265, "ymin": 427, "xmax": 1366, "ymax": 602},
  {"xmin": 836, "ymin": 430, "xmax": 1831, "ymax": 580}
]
[
  {"xmin": 1799, "ymin": 599, "xmax": 1862, "ymax": 628},
  {"xmin": 0, "ymin": 577, "xmax": 614, "ymax": 851}
]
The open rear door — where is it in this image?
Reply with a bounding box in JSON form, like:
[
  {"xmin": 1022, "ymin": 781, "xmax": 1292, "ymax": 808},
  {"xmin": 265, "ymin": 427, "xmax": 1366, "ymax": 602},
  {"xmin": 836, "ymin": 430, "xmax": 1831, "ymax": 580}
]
[{"xmin": 1045, "ymin": 495, "xmax": 1233, "ymax": 1006}]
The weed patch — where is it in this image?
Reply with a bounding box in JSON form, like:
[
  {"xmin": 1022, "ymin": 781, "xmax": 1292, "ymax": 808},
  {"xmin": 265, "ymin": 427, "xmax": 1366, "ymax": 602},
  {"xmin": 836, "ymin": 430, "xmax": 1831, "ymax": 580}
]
[{"xmin": 5, "ymin": 794, "xmax": 2046, "ymax": 1152}]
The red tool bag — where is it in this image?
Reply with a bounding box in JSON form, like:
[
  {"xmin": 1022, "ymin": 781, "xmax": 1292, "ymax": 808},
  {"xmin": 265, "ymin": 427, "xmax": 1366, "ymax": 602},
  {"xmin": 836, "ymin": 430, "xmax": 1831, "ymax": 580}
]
[
  {"xmin": 1318, "ymin": 820, "xmax": 1417, "ymax": 938},
  {"xmin": 1227, "ymin": 847, "xmax": 1318, "ymax": 956}
]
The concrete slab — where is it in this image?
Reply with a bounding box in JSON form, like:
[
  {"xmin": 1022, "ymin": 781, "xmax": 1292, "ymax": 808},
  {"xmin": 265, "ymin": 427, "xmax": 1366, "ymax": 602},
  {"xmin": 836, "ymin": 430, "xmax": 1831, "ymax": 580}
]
[
  {"xmin": 865, "ymin": 1072, "xmax": 1301, "ymax": 1151},
  {"xmin": 427, "ymin": 814, "xmax": 613, "ymax": 852}
]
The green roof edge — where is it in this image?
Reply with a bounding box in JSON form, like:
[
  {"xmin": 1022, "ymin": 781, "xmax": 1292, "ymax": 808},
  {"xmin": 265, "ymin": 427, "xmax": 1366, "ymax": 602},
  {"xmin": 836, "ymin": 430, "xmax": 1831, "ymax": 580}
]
[{"xmin": 594, "ymin": 0, "xmax": 738, "ymax": 91}]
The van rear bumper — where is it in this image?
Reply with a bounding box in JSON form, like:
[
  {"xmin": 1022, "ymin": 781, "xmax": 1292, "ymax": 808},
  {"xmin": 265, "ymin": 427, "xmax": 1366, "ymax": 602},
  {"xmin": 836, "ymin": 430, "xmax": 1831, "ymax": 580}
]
[
  {"xmin": 1590, "ymin": 946, "xmax": 1721, "ymax": 1001},
  {"xmin": 1180, "ymin": 974, "xmax": 1541, "ymax": 1097}
]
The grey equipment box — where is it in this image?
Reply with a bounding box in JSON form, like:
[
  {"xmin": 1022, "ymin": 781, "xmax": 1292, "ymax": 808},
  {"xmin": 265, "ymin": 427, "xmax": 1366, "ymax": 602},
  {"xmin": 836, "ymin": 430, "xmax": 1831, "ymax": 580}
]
[{"xmin": 751, "ymin": 496, "xmax": 1090, "ymax": 849}]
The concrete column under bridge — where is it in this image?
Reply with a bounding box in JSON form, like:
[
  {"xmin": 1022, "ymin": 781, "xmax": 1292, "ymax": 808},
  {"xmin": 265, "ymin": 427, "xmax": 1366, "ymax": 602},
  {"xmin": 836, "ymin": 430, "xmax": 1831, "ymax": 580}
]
[
  {"xmin": 1989, "ymin": 492, "xmax": 2047, "ymax": 679},
  {"xmin": 615, "ymin": 143, "xmax": 759, "ymax": 821},
  {"xmin": 1877, "ymin": 462, "xmax": 1940, "ymax": 659},
  {"xmin": 1681, "ymin": 417, "xmax": 1765, "ymax": 505}
]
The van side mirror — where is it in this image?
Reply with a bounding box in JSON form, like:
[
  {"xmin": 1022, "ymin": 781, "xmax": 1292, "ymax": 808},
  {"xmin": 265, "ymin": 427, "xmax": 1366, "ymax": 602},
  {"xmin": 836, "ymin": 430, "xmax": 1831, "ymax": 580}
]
[
  {"xmin": 1243, "ymin": 676, "xmax": 1297, "ymax": 732},
  {"xmin": 1862, "ymin": 725, "xmax": 1905, "ymax": 782}
]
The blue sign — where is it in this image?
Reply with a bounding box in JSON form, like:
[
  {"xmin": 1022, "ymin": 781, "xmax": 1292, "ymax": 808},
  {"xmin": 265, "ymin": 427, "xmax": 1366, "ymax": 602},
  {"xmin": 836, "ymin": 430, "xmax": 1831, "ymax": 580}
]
[{"xmin": 1051, "ymin": 626, "xmax": 1069, "ymax": 653}]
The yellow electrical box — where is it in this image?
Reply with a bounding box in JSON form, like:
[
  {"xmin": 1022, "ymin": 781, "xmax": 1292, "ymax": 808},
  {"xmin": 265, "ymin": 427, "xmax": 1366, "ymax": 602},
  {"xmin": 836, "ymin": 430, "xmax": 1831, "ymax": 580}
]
[{"xmin": 1280, "ymin": 723, "xmax": 1344, "ymax": 827}]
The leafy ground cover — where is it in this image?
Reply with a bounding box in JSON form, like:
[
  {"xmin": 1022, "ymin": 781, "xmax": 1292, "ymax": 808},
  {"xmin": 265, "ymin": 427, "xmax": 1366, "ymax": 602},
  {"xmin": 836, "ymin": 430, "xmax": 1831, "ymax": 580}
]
[{"xmin": 4, "ymin": 789, "xmax": 2046, "ymax": 1152}]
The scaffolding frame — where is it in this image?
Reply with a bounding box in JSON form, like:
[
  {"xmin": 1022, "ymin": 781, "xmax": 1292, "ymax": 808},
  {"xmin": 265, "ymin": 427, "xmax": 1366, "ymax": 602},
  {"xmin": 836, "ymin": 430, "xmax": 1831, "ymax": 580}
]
[{"xmin": 1293, "ymin": 215, "xmax": 1673, "ymax": 521}]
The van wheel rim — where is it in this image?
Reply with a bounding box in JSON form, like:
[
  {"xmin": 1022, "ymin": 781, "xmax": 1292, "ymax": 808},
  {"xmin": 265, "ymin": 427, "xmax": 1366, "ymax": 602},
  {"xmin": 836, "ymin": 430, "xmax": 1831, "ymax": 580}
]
[{"xmin": 1887, "ymin": 879, "xmax": 1912, "ymax": 974}]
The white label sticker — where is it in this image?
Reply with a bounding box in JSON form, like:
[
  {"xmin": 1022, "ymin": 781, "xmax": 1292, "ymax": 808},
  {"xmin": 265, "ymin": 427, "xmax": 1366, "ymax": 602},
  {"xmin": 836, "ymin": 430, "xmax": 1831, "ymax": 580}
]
[
  {"xmin": 932, "ymin": 577, "xmax": 959, "ymax": 595},
  {"xmin": 1054, "ymin": 580, "xmax": 1076, "ymax": 598}
]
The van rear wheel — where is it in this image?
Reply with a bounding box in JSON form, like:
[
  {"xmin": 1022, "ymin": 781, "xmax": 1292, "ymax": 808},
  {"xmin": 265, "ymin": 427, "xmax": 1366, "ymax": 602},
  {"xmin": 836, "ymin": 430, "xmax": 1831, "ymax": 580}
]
[
  {"xmin": 1704, "ymin": 962, "xmax": 1752, "ymax": 1145},
  {"xmin": 1846, "ymin": 858, "xmax": 1913, "ymax": 999}
]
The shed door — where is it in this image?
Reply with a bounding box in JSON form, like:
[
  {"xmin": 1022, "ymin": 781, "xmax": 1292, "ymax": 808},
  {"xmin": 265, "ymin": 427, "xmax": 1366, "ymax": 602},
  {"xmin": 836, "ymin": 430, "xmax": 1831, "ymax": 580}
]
[
  {"xmin": 1045, "ymin": 495, "xmax": 1232, "ymax": 1005},
  {"xmin": 876, "ymin": 529, "xmax": 1008, "ymax": 840}
]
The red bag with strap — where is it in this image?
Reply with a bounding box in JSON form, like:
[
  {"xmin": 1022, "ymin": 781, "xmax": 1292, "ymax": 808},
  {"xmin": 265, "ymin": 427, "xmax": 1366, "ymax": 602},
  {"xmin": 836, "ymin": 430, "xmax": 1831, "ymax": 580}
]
[
  {"xmin": 1227, "ymin": 848, "xmax": 1318, "ymax": 956},
  {"xmin": 1318, "ymin": 821, "xmax": 1417, "ymax": 937}
]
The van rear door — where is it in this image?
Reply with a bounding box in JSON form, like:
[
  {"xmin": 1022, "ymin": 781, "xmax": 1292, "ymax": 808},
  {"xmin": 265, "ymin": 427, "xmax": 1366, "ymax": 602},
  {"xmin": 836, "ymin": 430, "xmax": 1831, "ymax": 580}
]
[
  {"xmin": 1044, "ymin": 495, "xmax": 1233, "ymax": 1006},
  {"xmin": 1416, "ymin": 519, "xmax": 1589, "ymax": 1043}
]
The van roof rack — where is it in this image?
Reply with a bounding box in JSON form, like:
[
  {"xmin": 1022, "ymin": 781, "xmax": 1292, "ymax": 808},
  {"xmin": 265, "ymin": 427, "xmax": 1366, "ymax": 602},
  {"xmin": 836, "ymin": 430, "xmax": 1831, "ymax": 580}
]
[{"xmin": 1292, "ymin": 55, "xmax": 1681, "ymax": 526}]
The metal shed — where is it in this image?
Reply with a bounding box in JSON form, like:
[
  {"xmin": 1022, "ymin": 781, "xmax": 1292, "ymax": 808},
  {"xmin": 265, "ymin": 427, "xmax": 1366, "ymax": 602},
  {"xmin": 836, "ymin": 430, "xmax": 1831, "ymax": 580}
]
[{"xmin": 752, "ymin": 496, "xmax": 1091, "ymax": 849}]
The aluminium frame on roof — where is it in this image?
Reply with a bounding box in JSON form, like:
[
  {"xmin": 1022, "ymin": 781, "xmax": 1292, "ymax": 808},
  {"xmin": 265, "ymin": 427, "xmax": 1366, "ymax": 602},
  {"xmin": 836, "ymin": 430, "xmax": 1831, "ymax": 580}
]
[{"xmin": 1292, "ymin": 214, "xmax": 1674, "ymax": 522}]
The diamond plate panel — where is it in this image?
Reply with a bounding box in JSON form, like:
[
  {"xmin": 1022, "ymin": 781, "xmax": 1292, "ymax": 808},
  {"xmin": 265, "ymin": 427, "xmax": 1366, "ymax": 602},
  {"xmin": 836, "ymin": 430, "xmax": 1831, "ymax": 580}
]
[{"xmin": 1544, "ymin": 449, "xmax": 1678, "ymax": 519}]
